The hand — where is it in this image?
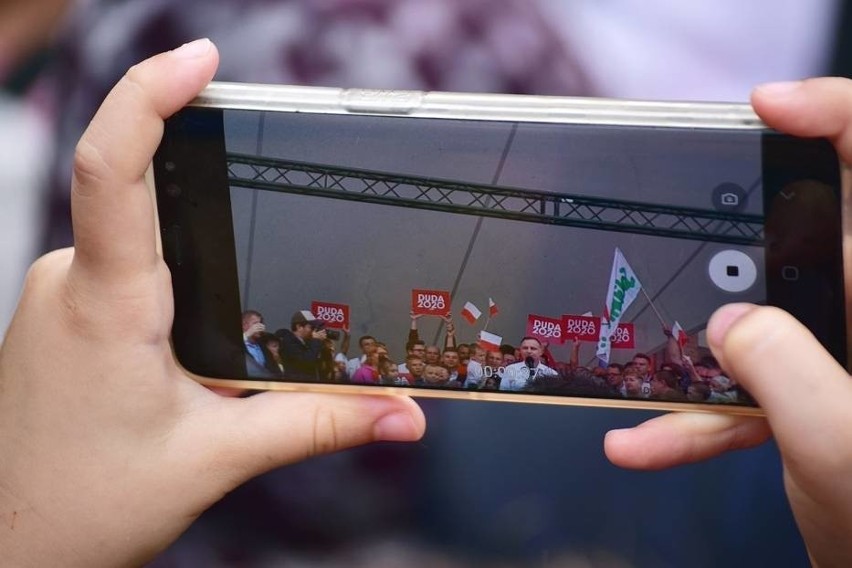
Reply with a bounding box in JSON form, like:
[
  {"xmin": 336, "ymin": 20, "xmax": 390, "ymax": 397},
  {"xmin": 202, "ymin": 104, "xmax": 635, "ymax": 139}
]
[
  {"xmin": 604, "ymin": 74, "xmax": 852, "ymax": 568},
  {"xmin": 242, "ymin": 321, "xmax": 265, "ymax": 340},
  {"xmin": 312, "ymin": 328, "xmax": 328, "ymax": 340},
  {"xmin": 446, "ymin": 321, "xmax": 456, "ymax": 335},
  {"xmin": 409, "ymin": 310, "xmax": 423, "ymax": 321},
  {"xmin": 0, "ymin": 40, "xmax": 425, "ymax": 567}
]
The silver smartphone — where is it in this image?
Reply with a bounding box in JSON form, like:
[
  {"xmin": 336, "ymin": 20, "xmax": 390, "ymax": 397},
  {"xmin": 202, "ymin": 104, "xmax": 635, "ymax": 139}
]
[{"xmin": 153, "ymin": 82, "xmax": 847, "ymax": 415}]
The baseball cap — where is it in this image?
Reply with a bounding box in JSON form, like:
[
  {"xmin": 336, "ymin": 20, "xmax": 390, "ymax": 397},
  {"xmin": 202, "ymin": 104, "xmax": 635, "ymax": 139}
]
[{"xmin": 291, "ymin": 310, "xmax": 321, "ymax": 327}]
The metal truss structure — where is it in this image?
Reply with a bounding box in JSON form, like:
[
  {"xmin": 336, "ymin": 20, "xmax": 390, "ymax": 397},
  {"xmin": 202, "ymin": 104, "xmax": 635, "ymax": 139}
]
[{"xmin": 227, "ymin": 153, "xmax": 764, "ymax": 246}]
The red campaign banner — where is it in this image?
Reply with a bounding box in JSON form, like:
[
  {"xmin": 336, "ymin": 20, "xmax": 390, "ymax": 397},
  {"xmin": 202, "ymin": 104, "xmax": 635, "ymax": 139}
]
[
  {"xmin": 561, "ymin": 314, "xmax": 600, "ymax": 342},
  {"xmin": 561, "ymin": 315, "xmax": 635, "ymax": 349},
  {"xmin": 610, "ymin": 323, "xmax": 635, "ymax": 349},
  {"xmin": 411, "ymin": 289, "xmax": 451, "ymax": 317},
  {"xmin": 526, "ymin": 314, "xmax": 564, "ymax": 344},
  {"xmin": 311, "ymin": 301, "xmax": 350, "ymax": 329}
]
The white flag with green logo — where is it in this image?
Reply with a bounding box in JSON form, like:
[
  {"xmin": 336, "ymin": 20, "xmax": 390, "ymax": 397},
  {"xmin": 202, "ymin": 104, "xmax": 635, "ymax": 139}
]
[{"xmin": 596, "ymin": 248, "xmax": 642, "ymax": 363}]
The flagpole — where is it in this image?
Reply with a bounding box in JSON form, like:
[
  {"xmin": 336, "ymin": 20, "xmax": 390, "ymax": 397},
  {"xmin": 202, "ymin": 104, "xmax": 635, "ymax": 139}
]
[{"xmin": 641, "ymin": 287, "xmax": 667, "ymax": 328}]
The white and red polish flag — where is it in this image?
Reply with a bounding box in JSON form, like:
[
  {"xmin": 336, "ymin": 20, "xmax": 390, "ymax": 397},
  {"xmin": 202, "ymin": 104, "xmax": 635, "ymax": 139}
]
[
  {"xmin": 488, "ymin": 298, "xmax": 499, "ymax": 317},
  {"xmin": 596, "ymin": 248, "xmax": 642, "ymax": 364},
  {"xmin": 478, "ymin": 330, "xmax": 503, "ymax": 352},
  {"xmin": 461, "ymin": 301, "xmax": 482, "ymax": 325},
  {"xmin": 672, "ymin": 321, "xmax": 688, "ymax": 349}
]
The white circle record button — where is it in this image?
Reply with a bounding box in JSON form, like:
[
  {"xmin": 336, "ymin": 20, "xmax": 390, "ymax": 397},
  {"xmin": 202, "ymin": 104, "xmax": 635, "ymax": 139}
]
[{"xmin": 708, "ymin": 250, "xmax": 757, "ymax": 293}]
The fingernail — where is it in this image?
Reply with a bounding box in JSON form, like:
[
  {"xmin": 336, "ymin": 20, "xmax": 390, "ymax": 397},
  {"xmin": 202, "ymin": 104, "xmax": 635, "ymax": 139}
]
[
  {"xmin": 707, "ymin": 303, "xmax": 757, "ymax": 348},
  {"xmin": 172, "ymin": 38, "xmax": 211, "ymax": 59},
  {"xmin": 373, "ymin": 411, "xmax": 418, "ymax": 442},
  {"xmin": 755, "ymin": 81, "xmax": 802, "ymax": 96}
]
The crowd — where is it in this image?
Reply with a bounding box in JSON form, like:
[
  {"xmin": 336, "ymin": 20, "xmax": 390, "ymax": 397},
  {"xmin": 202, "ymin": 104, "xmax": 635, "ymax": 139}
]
[{"xmin": 242, "ymin": 309, "xmax": 750, "ymax": 405}]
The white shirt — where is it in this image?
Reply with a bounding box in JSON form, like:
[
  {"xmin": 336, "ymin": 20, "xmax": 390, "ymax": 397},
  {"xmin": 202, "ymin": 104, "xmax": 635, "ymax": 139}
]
[
  {"xmin": 346, "ymin": 354, "xmax": 367, "ymax": 378},
  {"xmin": 463, "ymin": 360, "xmax": 484, "ymax": 388},
  {"xmin": 499, "ymin": 361, "xmax": 558, "ymax": 391}
]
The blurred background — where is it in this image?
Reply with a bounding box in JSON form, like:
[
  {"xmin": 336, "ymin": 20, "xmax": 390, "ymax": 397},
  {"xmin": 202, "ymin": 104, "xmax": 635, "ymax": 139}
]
[{"xmin": 2, "ymin": 1, "xmax": 850, "ymax": 565}]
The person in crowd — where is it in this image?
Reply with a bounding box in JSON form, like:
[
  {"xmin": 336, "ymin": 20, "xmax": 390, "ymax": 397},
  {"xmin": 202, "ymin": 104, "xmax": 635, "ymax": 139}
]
[
  {"xmin": 456, "ymin": 344, "xmax": 471, "ymax": 364},
  {"xmin": 622, "ymin": 369, "xmax": 644, "ymax": 398},
  {"xmin": 686, "ymin": 382, "xmax": 711, "ymax": 402},
  {"xmin": 708, "ymin": 375, "xmax": 740, "ymax": 403},
  {"xmin": 443, "ymin": 315, "xmax": 458, "ymax": 350},
  {"xmin": 446, "ymin": 368, "xmax": 463, "ymax": 389},
  {"xmin": 317, "ymin": 337, "xmax": 338, "ymax": 382},
  {"xmin": 500, "ymin": 337, "xmax": 558, "ymax": 391},
  {"xmin": 405, "ymin": 311, "xmax": 424, "ymax": 351},
  {"xmin": 649, "ymin": 369, "xmax": 686, "ymax": 401},
  {"xmin": 407, "ymin": 311, "xmax": 457, "ymax": 354},
  {"xmin": 660, "ymin": 362, "xmax": 690, "ymax": 393},
  {"xmin": 402, "ymin": 355, "xmax": 426, "ymax": 384},
  {"xmin": 631, "ymin": 353, "xmax": 652, "ymax": 381},
  {"xmin": 540, "ymin": 340, "xmax": 559, "ymax": 368},
  {"xmin": 397, "ymin": 339, "xmax": 426, "ymax": 374},
  {"xmin": 257, "ymin": 332, "xmax": 285, "ymax": 376},
  {"xmin": 242, "ymin": 310, "xmax": 280, "ymax": 378},
  {"xmin": 605, "ymin": 363, "xmax": 625, "ymax": 397},
  {"xmin": 632, "ymin": 353, "xmax": 653, "ymax": 397},
  {"xmin": 333, "ymin": 357, "xmax": 349, "ymax": 383},
  {"xmin": 698, "ymin": 356, "xmax": 729, "ymax": 384},
  {"xmin": 379, "ymin": 359, "xmax": 409, "ymax": 386},
  {"xmin": 481, "ymin": 350, "xmax": 504, "ymax": 388},
  {"xmin": 440, "ymin": 347, "xmax": 464, "ymax": 383},
  {"xmin": 499, "ymin": 343, "xmax": 517, "ymax": 366},
  {"xmin": 346, "ymin": 334, "xmax": 378, "ymax": 377},
  {"xmin": 463, "ymin": 344, "xmax": 486, "ymax": 388},
  {"xmin": 424, "ymin": 344, "xmax": 441, "ymax": 365},
  {"xmin": 242, "ymin": 309, "xmax": 267, "ymax": 365},
  {"xmin": 330, "ymin": 327, "xmax": 351, "ymax": 375},
  {"xmin": 565, "ymin": 336, "xmax": 582, "ymax": 370},
  {"xmin": 349, "ymin": 351, "xmax": 381, "ymax": 385},
  {"xmin": 421, "ymin": 364, "xmax": 449, "ymax": 387},
  {"xmin": 484, "ymin": 349, "xmax": 504, "ymax": 372},
  {"xmin": 275, "ymin": 310, "xmax": 325, "ymax": 381}
]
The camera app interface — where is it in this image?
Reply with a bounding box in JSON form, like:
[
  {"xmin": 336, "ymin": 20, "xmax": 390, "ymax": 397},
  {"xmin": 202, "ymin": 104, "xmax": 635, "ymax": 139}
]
[{"xmin": 224, "ymin": 110, "xmax": 774, "ymax": 406}]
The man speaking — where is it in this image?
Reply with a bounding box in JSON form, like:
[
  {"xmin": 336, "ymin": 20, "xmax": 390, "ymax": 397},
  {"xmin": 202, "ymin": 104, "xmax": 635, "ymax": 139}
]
[{"xmin": 499, "ymin": 337, "xmax": 558, "ymax": 391}]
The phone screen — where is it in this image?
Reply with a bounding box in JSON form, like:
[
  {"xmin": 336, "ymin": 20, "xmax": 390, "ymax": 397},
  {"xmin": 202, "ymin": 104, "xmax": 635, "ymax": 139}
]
[{"xmin": 154, "ymin": 104, "xmax": 844, "ymax": 409}]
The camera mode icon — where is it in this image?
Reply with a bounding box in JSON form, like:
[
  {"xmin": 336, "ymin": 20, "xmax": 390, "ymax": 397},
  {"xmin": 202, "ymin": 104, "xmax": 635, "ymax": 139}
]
[{"xmin": 712, "ymin": 182, "xmax": 748, "ymax": 212}]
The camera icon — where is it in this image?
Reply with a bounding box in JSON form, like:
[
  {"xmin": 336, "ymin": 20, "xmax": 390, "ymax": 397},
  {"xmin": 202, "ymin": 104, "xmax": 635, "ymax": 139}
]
[
  {"xmin": 712, "ymin": 183, "xmax": 747, "ymax": 212},
  {"xmin": 720, "ymin": 192, "xmax": 740, "ymax": 207}
]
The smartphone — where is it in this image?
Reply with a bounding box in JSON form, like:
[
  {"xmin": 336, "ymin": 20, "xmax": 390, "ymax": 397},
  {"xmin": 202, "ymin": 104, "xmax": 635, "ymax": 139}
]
[{"xmin": 153, "ymin": 83, "xmax": 847, "ymax": 415}]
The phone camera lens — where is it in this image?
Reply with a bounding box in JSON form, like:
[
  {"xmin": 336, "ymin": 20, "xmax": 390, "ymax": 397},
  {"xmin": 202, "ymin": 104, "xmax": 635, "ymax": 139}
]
[
  {"xmin": 166, "ymin": 183, "xmax": 182, "ymax": 198},
  {"xmin": 164, "ymin": 161, "xmax": 177, "ymax": 172}
]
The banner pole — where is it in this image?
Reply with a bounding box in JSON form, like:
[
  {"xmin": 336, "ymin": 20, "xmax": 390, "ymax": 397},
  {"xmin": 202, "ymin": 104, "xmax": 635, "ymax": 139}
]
[{"xmin": 641, "ymin": 287, "xmax": 667, "ymax": 328}]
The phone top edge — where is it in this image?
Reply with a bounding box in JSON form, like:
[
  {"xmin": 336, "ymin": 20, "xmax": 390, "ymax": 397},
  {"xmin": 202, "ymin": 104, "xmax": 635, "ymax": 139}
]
[{"xmin": 191, "ymin": 81, "xmax": 766, "ymax": 130}]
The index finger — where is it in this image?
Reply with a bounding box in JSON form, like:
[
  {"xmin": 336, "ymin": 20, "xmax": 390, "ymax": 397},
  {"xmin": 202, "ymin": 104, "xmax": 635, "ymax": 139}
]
[{"xmin": 70, "ymin": 39, "xmax": 219, "ymax": 284}]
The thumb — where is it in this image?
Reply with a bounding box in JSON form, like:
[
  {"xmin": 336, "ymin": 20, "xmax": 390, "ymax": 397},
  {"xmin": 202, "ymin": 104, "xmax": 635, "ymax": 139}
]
[
  {"xmin": 707, "ymin": 304, "xmax": 852, "ymax": 463},
  {"xmin": 752, "ymin": 78, "xmax": 852, "ymax": 161},
  {"xmin": 202, "ymin": 392, "xmax": 425, "ymax": 482},
  {"xmin": 71, "ymin": 39, "xmax": 219, "ymax": 286}
]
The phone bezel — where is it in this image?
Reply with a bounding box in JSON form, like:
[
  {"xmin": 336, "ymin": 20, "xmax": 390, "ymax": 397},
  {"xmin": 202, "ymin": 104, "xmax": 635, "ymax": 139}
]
[{"xmin": 155, "ymin": 81, "xmax": 852, "ymax": 416}]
